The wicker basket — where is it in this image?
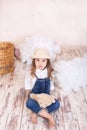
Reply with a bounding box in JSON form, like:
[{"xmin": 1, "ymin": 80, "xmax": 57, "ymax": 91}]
[{"xmin": 0, "ymin": 42, "xmax": 14, "ymax": 75}]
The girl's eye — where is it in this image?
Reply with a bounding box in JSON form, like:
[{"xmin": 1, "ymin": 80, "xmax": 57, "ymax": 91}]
[
  {"xmin": 35, "ymin": 59, "xmax": 47, "ymax": 62},
  {"xmin": 36, "ymin": 59, "xmax": 40, "ymax": 61},
  {"xmin": 42, "ymin": 59, "xmax": 47, "ymax": 62},
  {"xmin": 42, "ymin": 60, "xmax": 45, "ymax": 62}
]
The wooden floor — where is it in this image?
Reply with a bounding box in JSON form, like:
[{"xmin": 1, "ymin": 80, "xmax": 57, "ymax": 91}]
[{"xmin": 0, "ymin": 47, "xmax": 87, "ymax": 130}]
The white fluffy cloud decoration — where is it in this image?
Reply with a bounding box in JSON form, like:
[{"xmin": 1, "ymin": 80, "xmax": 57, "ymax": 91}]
[
  {"xmin": 19, "ymin": 36, "xmax": 61, "ymax": 64},
  {"xmin": 54, "ymin": 54, "xmax": 87, "ymax": 91}
]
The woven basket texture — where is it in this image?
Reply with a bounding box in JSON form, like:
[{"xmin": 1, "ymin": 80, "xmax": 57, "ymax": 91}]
[{"xmin": 0, "ymin": 42, "xmax": 14, "ymax": 75}]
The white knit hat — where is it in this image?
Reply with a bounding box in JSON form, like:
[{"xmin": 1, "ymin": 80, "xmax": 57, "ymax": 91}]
[{"xmin": 32, "ymin": 48, "xmax": 50, "ymax": 59}]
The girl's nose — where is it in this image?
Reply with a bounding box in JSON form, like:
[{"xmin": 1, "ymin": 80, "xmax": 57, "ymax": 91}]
[{"xmin": 39, "ymin": 62, "xmax": 42, "ymax": 65}]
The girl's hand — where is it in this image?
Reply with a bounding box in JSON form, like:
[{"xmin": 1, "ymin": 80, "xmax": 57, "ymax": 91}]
[{"xmin": 25, "ymin": 89, "xmax": 31, "ymax": 101}]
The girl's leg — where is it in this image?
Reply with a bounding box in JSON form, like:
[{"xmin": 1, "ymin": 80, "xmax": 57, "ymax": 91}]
[
  {"xmin": 30, "ymin": 112, "xmax": 37, "ymax": 124},
  {"xmin": 38, "ymin": 100, "xmax": 60, "ymax": 127},
  {"xmin": 26, "ymin": 98, "xmax": 42, "ymax": 124},
  {"xmin": 26, "ymin": 98, "xmax": 42, "ymax": 113},
  {"xmin": 47, "ymin": 99, "xmax": 60, "ymax": 113},
  {"xmin": 38, "ymin": 109, "xmax": 55, "ymax": 128},
  {"xmin": 27, "ymin": 109, "xmax": 37, "ymax": 123}
]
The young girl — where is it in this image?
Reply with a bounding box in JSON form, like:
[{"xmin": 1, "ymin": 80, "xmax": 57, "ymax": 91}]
[{"xmin": 24, "ymin": 48, "xmax": 60, "ymax": 128}]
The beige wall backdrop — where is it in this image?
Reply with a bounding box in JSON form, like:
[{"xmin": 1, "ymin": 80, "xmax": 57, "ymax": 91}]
[{"xmin": 0, "ymin": 0, "xmax": 87, "ymax": 46}]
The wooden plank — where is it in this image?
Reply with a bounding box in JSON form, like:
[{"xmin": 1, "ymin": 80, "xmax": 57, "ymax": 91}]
[
  {"xmin": 76, "ymin": 110, "xmax": 87, "ymax": 130},
  {"xmin": 11, "ymin": 87, "xmax": 24, "ymax": 115},
  {"xmin": 72, "ymin": 88, "xmax": 87, "ymax": 114},
  {"xmin": 81, "ymin": 86, "xmax": 87, "ymax": 103},
  {"xmin": 0, "ymin": 114, "xmax": 8, "ymax": 130},
  {"xmin": 63, "ymin": 111, "xmax": 79, "ymax": 130},
  {"xmin": 71, "ymin": 88, "xmax": 87, "ymax": 130},
  {"xmin": 0, "ymin": 61, "xmax": 26, "ymax": 130},
  {"xmin": 5, "ymin": 114, "xmax": 21, "ymax": 130},
  {"xmin": 0, "ymin": 63, "xmax": 25, "ymax": 117},
  {"xmin": 0, "ymin": 85, "xmax": 24, "ymax": 116},
  {"xmin": 60, "ymin": 90, "xmax": 80, "ymax": 130},
  {"xmin": 56, "ymin": 92, "xmax": 65, "ymax": 130}
]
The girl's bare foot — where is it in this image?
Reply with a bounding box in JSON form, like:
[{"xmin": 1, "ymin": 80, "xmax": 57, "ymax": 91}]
[
  {"xmin": 48, "ymin": 116, "xmax": 55, "ymax": 128},
  {"xmin": 30, "ymin": 113, "xmax": 37, "ymax": 124},
  {"xmin": 38, "ymin": 109, "xmax": 55, "ymax": 128}
]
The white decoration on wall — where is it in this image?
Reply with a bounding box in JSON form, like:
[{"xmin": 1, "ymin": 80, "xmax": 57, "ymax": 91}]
[{"xmin": 19, "ymin": 36, "xmax": 61, "ymax": 64}]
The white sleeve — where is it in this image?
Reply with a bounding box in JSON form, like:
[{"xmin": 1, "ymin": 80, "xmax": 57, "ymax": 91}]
[
  {"xmin": 24, "ymin": 72, "xmax": 32, "ymax": 90},
  {"xmin": 50, "ymin": 71, "xmax": 55, "ymax": 91},
  {"xmin": 50, "ymin": 80, "xmax": 55, "ymax": 91}
]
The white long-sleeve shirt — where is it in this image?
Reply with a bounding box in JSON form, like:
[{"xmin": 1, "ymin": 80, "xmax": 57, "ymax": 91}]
[{"xmin": 24, "ymin": 68, "xmax": 55, "ymax": 91}]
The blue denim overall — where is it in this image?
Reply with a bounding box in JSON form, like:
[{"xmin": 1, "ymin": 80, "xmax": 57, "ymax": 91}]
[{"xmin": 26, "ymin": 75, "xmax": 60, "ymax": 114}]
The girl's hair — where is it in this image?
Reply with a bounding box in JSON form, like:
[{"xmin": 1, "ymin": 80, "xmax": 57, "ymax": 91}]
[{"xmin": 30, "ymin": 59, "xmax": 54, "ymax": 78}]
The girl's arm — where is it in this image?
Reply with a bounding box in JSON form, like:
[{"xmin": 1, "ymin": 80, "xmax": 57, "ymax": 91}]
[
  {"xmin": 25, "ymin": 89, "xmax": 31, "ymax": 101},
  {"xmin": 50, "ymin": 81, "xmax": 55, "ymax": 91},
  {"xmin": 24, "ymin": 72, "xmax": 32, "ymax": 101}
]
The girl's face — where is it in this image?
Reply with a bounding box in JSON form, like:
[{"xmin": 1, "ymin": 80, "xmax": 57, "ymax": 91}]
[{"xmin": 35, "ymin": 58, "xmax": 48, "ymax": 70}]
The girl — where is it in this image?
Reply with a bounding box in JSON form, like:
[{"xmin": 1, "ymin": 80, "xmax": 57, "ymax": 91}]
[{"xmin": 25, "ymin": 48, "xmax": 60, "ymax": 128}]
